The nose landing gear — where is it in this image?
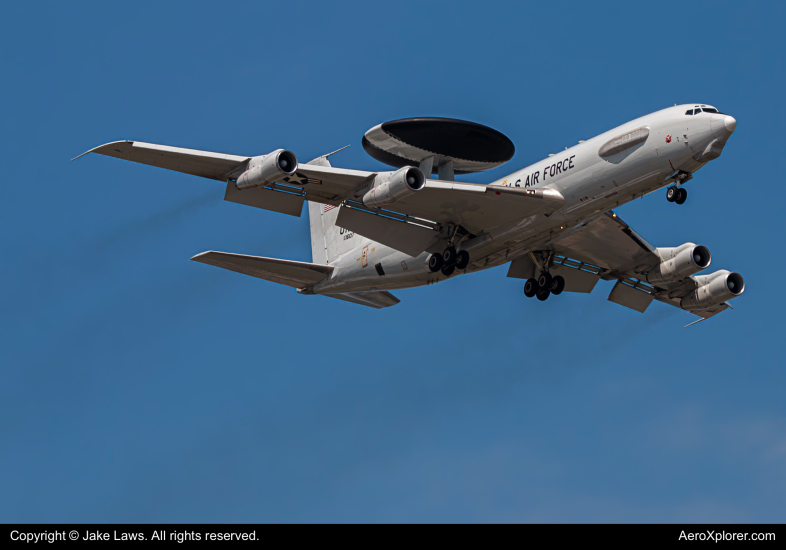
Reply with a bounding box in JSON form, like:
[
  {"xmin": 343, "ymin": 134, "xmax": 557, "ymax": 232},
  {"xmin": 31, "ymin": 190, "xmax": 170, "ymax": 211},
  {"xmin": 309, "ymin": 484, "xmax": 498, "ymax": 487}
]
[
  {"xmin": 666, "ymin": 186, "xmax": 687, "ymax": 204},
  {"xmin": 666, "ymin": 170, "xmax": 691, "ymax": 205}
]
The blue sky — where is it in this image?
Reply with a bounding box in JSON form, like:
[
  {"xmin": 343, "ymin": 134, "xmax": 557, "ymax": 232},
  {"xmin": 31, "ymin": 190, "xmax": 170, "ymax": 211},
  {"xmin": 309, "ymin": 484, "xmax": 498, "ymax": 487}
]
[{"xmin": 1, "ymin": 1, "xmax": 784, "ymax": 522}]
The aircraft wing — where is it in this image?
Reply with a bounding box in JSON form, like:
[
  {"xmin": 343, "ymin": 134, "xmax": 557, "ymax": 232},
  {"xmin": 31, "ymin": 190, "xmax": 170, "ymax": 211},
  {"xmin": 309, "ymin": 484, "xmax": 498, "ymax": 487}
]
[
  {"xmin": 547, "ymin": 211, "xmax": 731, "ymax": 322},
  {"xmin": 72, "ymin": 140, "xmax": 250, "ymax": 181},
  {"xmin": 75, "ymin": 141, "xmax": 564, "ymax": 254},
  {"xmin": 73, "ymin": 140, "xmax": 378, "ymax": 194},
  {"xmin": 550, "ymin": 211, "xmax": 659, "ymax": 275}
]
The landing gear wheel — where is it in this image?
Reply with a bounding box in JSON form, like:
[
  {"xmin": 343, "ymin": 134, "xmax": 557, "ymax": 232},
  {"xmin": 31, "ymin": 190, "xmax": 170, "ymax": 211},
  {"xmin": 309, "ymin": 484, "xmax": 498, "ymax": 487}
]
[
  {"xmin": 537, "ymin": 272, "xmax": 553, "ymax": 290},
  {"xmin": 524, "ymin": 279, "xmax": 538, "ymax": 298},
  {"xmin": 675, "ymin": 188, "xmax": 687, "ymax": 205},
  {"xmin": 455, "ymin": 250, "xmax": 470, "ymax": 270},
  {"xmin": 666, "ymin": 187, "xmax": 677, "ymax": 202},
  {"xmin": 440, "ymin": 264, "xmax": 455, "ymax": 277},
  {"xmin": 442, "ymin": 246, "xmax": 457, "ymax": 266},
  {"xmin": 536, "ymin": 290, "xmax": 550, "ymax": 301},
  {"xmin": 428, "ymin": 253, "xmax": 443, "ymax": 272},
  {"xmin": 551, "ymin": 275, "xmax": 565, "ymax": 295}
]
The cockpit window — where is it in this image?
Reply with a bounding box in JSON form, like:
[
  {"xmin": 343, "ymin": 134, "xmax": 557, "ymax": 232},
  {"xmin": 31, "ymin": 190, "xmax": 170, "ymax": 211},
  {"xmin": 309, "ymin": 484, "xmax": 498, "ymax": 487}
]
[
  {"xmin": 694, "ymin": 108, "xmax": 703, "ymax": 113},
  {"xmin": 703, "ymin": 107, "xmax": 719, "ymax": 114},
  {"xmin": 685, "ymin": 110, "xmax": 694, "ymax": 115}
]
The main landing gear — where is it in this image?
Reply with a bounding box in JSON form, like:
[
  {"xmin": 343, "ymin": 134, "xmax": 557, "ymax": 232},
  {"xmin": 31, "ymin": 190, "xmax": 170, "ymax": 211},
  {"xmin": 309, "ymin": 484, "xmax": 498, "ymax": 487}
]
[
  {"xmin": 666, "ymin": 186, "xmax": 687, "ymax": 205},
  {"xmin": 523, "ymin": 271, "xmax": 565, "ymax": 301},
  {"xmin": 428, "ymin": 246, "xmax": 470, "ymax": 277}
]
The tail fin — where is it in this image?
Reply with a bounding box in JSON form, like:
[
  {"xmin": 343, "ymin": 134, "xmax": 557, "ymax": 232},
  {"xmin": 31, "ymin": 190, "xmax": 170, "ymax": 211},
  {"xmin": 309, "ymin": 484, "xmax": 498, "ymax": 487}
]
[{"xmin": 306, "ymin": 147, "xmax": 362, "ymax": 265}]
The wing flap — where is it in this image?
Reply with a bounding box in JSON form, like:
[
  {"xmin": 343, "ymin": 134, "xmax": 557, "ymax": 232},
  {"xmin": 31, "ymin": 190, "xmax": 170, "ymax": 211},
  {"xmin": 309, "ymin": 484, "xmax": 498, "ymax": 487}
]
[
  {"xmin": 506, "ymin": 256, "xmax": 537, "ymax": 280},
  {"xmin": 551, "ymin": 264, "xmax": 600, "ymax": 293},
  {"xmin": 607, "ymin": 280, "xmax": 654, "ymax": 313},
  {"xmin": 223, "ymin": 182, "xmax": 305, "ymax": 217},
  {"xmin": 191, "ymin": 251, "xmax": 332, "ymax": 289},
  {"xmin": 335, "ymin": 205, "xmax": 442, "ymax": 257}
]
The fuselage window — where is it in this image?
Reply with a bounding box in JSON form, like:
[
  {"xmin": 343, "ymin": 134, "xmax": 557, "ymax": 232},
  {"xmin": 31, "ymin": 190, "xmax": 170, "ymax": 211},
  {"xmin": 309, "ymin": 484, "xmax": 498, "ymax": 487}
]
[
  {"xmin": 685, "ymin": 110, "xmax": 694, "ymax": 115},
  {"xmin": 703, "ymin": 107, "xmax": 719, "ymax": 114}
]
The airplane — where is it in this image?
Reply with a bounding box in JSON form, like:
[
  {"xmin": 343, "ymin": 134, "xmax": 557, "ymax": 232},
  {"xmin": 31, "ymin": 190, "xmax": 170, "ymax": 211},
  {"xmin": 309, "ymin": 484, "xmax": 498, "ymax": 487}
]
[{"xmin": 73, "ymin": 104, "xmax": 744, "ymax": 324}]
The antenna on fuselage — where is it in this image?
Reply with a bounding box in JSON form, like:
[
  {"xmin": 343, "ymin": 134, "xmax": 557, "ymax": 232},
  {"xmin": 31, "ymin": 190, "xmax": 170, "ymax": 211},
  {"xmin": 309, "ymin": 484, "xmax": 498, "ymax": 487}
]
[{"xmin": 321, "ymin": 144, "xmax": 351, "ymax": 158}]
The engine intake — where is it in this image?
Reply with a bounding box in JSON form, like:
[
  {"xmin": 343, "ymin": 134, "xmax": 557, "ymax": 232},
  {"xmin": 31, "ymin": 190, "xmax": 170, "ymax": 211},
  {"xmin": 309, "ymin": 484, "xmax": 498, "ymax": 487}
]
[
  {"xmin": 680, "ymin": 270, "xmax": 745, "ymax": 310},
  {"xmin": 236, "ymin": 149, "xmax": 298, "ymax": 190},
  {"xmin": 647, "ymin": 243, "xmax": 711, "ymax": 284},
  {"xmin": 362, "ymin": 166, "xmax": 426, "ymax": 208}
]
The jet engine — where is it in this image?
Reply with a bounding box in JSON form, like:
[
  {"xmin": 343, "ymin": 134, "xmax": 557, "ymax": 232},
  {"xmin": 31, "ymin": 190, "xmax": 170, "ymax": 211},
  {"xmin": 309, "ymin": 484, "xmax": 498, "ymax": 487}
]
[
  {"xmin": 235, "ymin": 149, "xmax": 298, "ymax": 190},
  {"xmin": 646, "ymin": 243, "xmax": 711, "ymax": 284},
  {"xmin": 362, "ymin": 166, "xmax": 426, "ymax": 208},
  {"xmin": 680, "ymin": 270, "xmax": 745, "ymax": 310}
]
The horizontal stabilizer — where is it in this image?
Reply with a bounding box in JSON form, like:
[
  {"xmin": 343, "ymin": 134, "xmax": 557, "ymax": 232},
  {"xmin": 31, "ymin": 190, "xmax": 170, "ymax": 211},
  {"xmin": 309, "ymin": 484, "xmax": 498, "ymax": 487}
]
[
  {"xmin": 322, "ymin": 291, "xmax": 400, "ymax": 309},
  {"xmin": 191, "ymin": 251, "xmax": 332, "ymax": 289}
]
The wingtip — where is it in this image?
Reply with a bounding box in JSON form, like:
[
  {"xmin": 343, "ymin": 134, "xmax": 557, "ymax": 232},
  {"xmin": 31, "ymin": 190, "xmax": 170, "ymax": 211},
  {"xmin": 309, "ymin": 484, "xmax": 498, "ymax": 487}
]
[
  {"xmin": 190, "ymin": 251, "xmax": 215, "ymax": 262},
  {"xmin": 70, "ymin": 151, "xmax": 90, "ymax": 162},
  {"xmin": 71, "ymin": 140, "xmax": 134, "ymax": 162}
]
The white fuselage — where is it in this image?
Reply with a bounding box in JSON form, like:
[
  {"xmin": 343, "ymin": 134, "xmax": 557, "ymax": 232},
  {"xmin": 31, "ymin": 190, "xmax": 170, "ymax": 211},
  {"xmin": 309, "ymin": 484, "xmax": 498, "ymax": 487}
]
[{"xmin": 313, "ymin": 104, "xmax": 735, "ymax": 295}]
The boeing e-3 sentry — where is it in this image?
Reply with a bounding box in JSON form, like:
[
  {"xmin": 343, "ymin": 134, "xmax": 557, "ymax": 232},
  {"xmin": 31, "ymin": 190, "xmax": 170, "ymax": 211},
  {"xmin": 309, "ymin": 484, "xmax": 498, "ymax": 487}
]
[{"xmin": 74, "ymin": 104, "xmax": 744, "ymax": 324}]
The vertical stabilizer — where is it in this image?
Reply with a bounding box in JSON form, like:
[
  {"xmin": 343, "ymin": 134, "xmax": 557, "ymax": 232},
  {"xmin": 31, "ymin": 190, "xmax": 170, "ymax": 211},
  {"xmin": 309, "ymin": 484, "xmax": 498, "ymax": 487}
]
[
  {"xmin": 308, "ymin": 201, "xmax": 329, "ymax": 264},
  {"xmin": 306, "ymin": 148, "xmax": 361, "ymax": 265}
]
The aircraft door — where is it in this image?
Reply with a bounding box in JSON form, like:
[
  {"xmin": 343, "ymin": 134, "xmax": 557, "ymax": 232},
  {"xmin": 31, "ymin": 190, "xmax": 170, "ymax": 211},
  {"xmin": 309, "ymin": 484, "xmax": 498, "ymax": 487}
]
[{"xmin": 362, "ymin": 245, "xmax": 369, "ymax": 267}]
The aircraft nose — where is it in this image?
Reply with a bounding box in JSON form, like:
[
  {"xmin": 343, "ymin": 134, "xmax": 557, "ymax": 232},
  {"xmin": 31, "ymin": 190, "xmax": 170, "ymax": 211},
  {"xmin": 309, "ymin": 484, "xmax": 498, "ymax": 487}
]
[{"xmin": 724, "ymin": 115, "xmax": 737, "ymax": 133}]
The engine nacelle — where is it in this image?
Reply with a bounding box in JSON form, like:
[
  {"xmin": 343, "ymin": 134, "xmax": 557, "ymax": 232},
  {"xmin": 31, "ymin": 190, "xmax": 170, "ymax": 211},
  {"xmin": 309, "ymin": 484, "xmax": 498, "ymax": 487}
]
[
  {"xmin": 646, "ymin": 243, "xmax": 711, "ymax": 284},
  {"xmin": 680, "ymin": 270, "xmax": 745, "ymax": 310},
  {"xmin": 362, "ymin": 166, "xmax": 426, "ymax": 208},
  {"xmin": 235, "ymin": 149, "xmax": 298, "ymax": 190}
]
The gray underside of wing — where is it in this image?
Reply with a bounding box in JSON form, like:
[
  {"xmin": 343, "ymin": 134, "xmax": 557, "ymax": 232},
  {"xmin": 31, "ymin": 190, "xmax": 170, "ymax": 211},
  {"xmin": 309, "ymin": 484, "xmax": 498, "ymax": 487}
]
[
  {"xmin": 333, "ymin": 183, "xmax": 565, "ymax": 257},
  {"xmin": 191, "ymin": 251, "xmax": 333, "ymax": 289},
  {"xmin": 549, "ymin": 211, "xmax": 732, "ymax": 321},
  {"xmin": 394, "ymin": 182, "xmax": 563, "ymax": 235},
  {"xmin": 550, "ymin": 211, "xmax": 660, "ymax": 275},
  {"xmin": 74, "ymin": 141, "xmax": 563, "ymax": 241},
  {"xmin": 654, "ymin": 295, "xmax": 730, "ymax": 319}
]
